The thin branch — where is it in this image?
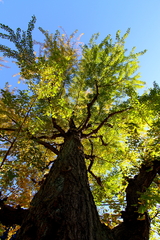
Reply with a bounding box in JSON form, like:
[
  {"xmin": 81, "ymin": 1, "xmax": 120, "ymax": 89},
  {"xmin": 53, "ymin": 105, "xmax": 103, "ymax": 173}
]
[
  {"xmin": 86, "ymin": 139, "xmax": 102, "ymax": 187},
  {"xmin": 51, "ymin": 118, "xmax": 66, "ymax": 136},
  {"xmin": 87, "ymin": 157, "xmax": 102, "ymax": 186},
  {"xmin": 98, "ymin": 78, "xmax": 124, "ymax": 88},
  {"xmin": 0, "ymin": 128, "xmax": 17, "ymax": 131},
  {"xmin": 46, "ymin": 97, "xmax": 66, "ymax": 136},
  {"xmin": 7, "ymin": 116, "xmax": 18, "ymax": 125},
  {"xmin": 42, "ymin": 160, "xmax": 55, "ymax": 170},
  {"xmin": 0, "ymin": 128, "xmax": 63, "ymax": 140},
  {"xmin": 0, "ymin": 102, "xmax": 35, "ymax": 168},
  {"xmin": 31, "ymin": 137, "xmax": 59, "ymax": 155},
  {"xmin": 88, "ymin": 159, "xmax": 94, "ymax": 173},
  {"xmin": 0, "ymin": 127, "xmax": 61, "ymax": 155},
  {"xmin": 82, "ymin": 107, "xmax": 132, "ymax": 139},
  {"xmin": 88, "ymin": 168, "xmax": 102, "ymax": 187},
  {"xmin": 89, "ymin": 139, "xmax": 94, "ymax": 156},
  {"xmin": 78, "ymin": 81, "xmax": 99, "ymax": 132},
  {"xmin": 86, "ymin": 139, "xmax": 95, "ymax": 172},
  {"xmin": 150, "ymin": 211, "xmax": 160, "ymax": 221},
  {"xmin": 89, "ymin": 135, "xmax": 102, "ymax": 139},
  {"xmin": 99, "ymin": 135, "xmax": 109, "ymax": 146},
  {"xmin": 0, "ymin": 128, "xmax": 60, "ymax": 156},
  {"xmin": 0, "ymin": 144, "xmax": 14, "ymax": 168},
  {"xmin": 95, "ymin": 155, "xmax": 112, "ymax": 163},
  {"xmin": 0, "ymin": 135, "xmax": 12, "ymax": 143},
  {"xmin": 35, "ymin": 133, "xmax": 63, "ymax": 140},
  {"xmin": 84, "ymin": 154, "xmax": 95, "ymax": 159}
]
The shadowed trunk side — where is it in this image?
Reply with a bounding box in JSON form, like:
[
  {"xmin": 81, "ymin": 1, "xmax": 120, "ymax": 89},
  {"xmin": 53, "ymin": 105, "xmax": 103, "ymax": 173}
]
[
  {"xmin": 15, "ymin": 130, "xmax": 113, "ymax": 240},
  {"xmin": 112, "ymin": 160, "xmax": 160, "ymax": 240}
]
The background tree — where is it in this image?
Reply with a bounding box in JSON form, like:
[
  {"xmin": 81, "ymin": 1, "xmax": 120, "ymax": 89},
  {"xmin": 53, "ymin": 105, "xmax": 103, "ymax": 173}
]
[{"xmin": 0, "ymin": 16, "xmax": 159, "ymax": 240}]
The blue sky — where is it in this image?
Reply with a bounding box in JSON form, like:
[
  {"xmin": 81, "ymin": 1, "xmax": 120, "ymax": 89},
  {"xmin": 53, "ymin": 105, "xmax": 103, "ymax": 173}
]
[{"xmin": 0, "ymin": 0, "xmax": 160, "ymax": 93}]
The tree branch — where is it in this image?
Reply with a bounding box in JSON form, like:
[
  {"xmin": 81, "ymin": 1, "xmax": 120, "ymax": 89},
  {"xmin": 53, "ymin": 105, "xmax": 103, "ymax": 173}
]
[
  {"xmin": 0, "ymin": 128, "xmax": 63, "ymax": 141},
  {"xmin": 31, "ymin": 137, "xmax": 59, "ymax": 155},
  {"xmin": 112, "ymin": 160, "xmax": 160, "ymax": 240},
  {"xmin": 35, "ymin": 133, "xmax": 63, "ymax": 140},
  {"xmin": 82, "ymin": 108, "xmax": 132, "ymax": 139},
  {"xmin": 125, "ymin": 160, "xmax": 160, "ymax": 216},
  {"xmin": 86, "ymin": 140, "xmax": 102, "ymax": 186},
  {"xmin": 0, "ymin": 201, "xmax": 28, "ymax": 226},
  {"xmin": 0, "ymin": 128, "xmax": 17, "ymax": 131},
  {"xmin": 78, "ymin": 81, "xmax": 99, "ymax": 132},
  {"xmin": 51, "ymin": 118, "xmax": 66, "ymax": 136},
  {"xmin": 88, "ymin": 160, "xmax": 102, "ymax": 187},
  {"xmin": 99, "ymin": 135, "xmax": 109, "ymax": 146},
  {"xmin": 0, "ymin": 128, "xmax": 60, "ymax": 158}
]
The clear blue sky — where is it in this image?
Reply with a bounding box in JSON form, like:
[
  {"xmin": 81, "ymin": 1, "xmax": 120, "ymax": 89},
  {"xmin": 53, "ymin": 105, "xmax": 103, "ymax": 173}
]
[{"xmin": 0, "ymin": 0, "xmax": 160, "ymax": 93}]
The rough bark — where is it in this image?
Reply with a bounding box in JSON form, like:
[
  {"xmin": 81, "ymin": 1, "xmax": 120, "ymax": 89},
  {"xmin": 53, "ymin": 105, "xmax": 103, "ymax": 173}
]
[
  {"xmin": 15, "ymin": 130, "xmax": 113, "ymax": 240},
  {"xmin": 112, "ymin": 160, "xmax": 160, "ymax": 240}
]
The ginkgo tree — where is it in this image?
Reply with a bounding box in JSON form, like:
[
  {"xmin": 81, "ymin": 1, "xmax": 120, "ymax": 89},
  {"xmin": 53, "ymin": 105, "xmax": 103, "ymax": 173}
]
[{"xmin": 0, "ymin": 16, "xmax": 159, "ymax": 240}]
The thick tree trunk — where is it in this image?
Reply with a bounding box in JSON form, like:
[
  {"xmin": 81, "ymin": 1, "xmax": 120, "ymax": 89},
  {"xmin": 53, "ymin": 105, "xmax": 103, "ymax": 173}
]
[
  {"xmin": 15, "ymin": 131, "xmax": 113, "ymax": 240},
  {"xmin": 2, "ymin": 127, "xmax": 159, "ymax": 239}
]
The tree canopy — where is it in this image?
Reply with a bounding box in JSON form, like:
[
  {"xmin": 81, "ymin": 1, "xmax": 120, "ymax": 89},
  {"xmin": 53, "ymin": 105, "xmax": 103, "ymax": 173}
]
[{"xmin": 0, "ymin": 16, "xmax": 159, "ymax": 239}]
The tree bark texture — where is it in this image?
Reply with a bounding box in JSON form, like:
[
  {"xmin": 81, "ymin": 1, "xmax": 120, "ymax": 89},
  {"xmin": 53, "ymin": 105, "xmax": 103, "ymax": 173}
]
[
  {"xmin": 15, "ymin": 131, "xmax": 113, "ymax": 240},
  {"xmin": 2, "ymin": 128, "xmax": 159, "ymax": 240},
  {"xmin": 112, "ymin": 161, "xmax": 160, "ymax": 240}
]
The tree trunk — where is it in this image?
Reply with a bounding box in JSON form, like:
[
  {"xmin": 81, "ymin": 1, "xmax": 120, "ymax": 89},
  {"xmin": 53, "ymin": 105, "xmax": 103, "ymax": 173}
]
[
  {"xmin": 15, "ymin": 130, "xmax": 113, "ymax": 240},
  {"xmin": 112, "ymin": 161, "xmax": 160, "ymax": 240},
  {"xmin": 2, "ymin": 128, "xmax": 159, "ymax": 239}
]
